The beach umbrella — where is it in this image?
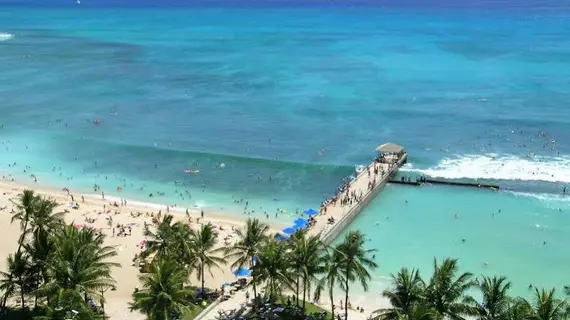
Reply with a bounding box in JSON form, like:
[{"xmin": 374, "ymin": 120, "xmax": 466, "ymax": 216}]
[
  {"xmin": 275, "ymin": 234, "xmax": 289, "ymax": 242},
  {"xmin": 282, "ymin": 227, "xmax": 296, "ymax": 235},
  {"xmin": 304, "ymin": 208, "xmax": 318, "ymax": 217},
  {"xmin": 293, "ymin": 218, "xmax": 308, "ymax": 227},
  {"xmin": 233, "ymin": 268, "xmax": 251, "ymax": 277},
  {"xmin": 294, "ymin": 224, "xmax": 307, "ymax": 231}
]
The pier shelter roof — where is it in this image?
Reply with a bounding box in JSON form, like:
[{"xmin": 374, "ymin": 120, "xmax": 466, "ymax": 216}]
[{"xmin": 375, "ymin": 143, "xmax": 404, "ymax": 154}]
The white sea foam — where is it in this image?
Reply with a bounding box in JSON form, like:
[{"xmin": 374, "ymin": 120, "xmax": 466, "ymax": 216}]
[
  {"xmin": 82, "ymin": 193, "xmax": 204, "ymax": 213},
  {"xmin": 403, "ymin": 154, "xmax": 570, "ymax": 183},
  {"xmin": 506, "ymin": 191, "xmax": 570, "ymax": 205},
  {"xmin": 0, "ymin": 33, "xmax": 14, "ymax": 41}
]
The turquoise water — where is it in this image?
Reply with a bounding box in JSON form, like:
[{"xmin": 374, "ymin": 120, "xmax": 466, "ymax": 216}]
[
  {"xmin": 1, "ymin": 4, "xmax": 570, "ymax": 297},
  {"xmin": 336, "ymin": 184, "xmax": 570, "ymax": 297}
]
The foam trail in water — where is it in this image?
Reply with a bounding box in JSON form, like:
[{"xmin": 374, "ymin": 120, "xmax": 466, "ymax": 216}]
[
  {"xmin": 82, "ymin": 193, "xmax": 205, "ymax": 213},
  {"xmin": 0, "ymin": 33, "xmax": 14, "ymax": 41},
  {"xmin": 506, "ymin": 191, "xmax": 570, "ymax": 205},
  {"xmin": 403, "ymin": 154, "xmax": 570, "ymax": 183}
]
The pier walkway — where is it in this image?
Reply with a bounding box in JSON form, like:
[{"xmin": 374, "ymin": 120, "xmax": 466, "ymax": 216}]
[{"xmin": 316, "ymin": 143, "xmax": 407, "ymax": 244}]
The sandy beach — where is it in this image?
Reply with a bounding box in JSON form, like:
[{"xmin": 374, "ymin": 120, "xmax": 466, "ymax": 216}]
[{"xmin": 0, "ymin": 179, "xmax": 289, "ymax": 319}]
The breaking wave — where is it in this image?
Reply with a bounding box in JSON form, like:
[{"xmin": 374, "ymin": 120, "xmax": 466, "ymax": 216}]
[
  {"xmin": 0, "ymin": 33, "xmax": 14, "ymax": 41},
  {"xmin": 403, "ymin": 154, "xmax": 570, "ymax": 183}
]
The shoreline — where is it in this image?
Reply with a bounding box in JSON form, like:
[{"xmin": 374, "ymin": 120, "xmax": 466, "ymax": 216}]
[
  {"xmin": 0, "ymin": 163, "xmax": 322, "ymax": 226},
  {"xmin": 0, "ymin": 175, "xmax": 293, "ymax": 230}
]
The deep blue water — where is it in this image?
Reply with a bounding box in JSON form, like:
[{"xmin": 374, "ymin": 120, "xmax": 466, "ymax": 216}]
[{"xmin": 1, "ymin": 3, "xmax": 569, "ymax": 297}]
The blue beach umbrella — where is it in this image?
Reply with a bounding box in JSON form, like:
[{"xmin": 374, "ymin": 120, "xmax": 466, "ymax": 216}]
[
  {"xmin": 282, "ymin": 227, "xmax": 296, "ymax": 235},
  {"xmin": 304, "ymin": 208, "xmax": 318, "ymax": 217},
  {"xmin": 233, "ymin": 268, "xmax": 251, "ymax": 277},
  {"xmin": 293, "ymin": 218, "xmax": 308, "ymax": 227},
  {"xmin": 294, "ymin": 223, "xmax": 307, "ymax": 231}
]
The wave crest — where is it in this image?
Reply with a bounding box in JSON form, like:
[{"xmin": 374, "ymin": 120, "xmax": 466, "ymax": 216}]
[
  {"xmin": 403, "ymin": 154, "xmax": 570, "ymax": 183},
  {"xmin": 0, "ymin": 33, "xmax": 14, "ymax": 41}
]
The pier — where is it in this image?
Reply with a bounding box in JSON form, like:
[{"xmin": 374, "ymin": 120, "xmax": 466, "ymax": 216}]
[
  {"xmin": 200, "ymin": 143, "xmax": 407, "ymax": 320},
  {"xmin": 317, "ymin": 143, "xmax": 407, "ymax": 244}
]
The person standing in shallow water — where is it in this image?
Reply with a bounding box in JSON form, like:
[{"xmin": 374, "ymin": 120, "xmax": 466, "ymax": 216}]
[{"xmin": 201, "ymin": 209, "xmax": 204, "ymax": 218}]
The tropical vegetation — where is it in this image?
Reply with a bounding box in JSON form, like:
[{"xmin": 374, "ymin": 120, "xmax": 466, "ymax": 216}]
[
  {"xmin": 373, "ymin": 258, "xmax": 570, "ymax": 320},
  {"xmin": 1, "ymin": 191, "xmax": 568, "ymax": 320},
  {"xmin": 0, "ymin": 190, "xmax": 117, "ymax": 319}
]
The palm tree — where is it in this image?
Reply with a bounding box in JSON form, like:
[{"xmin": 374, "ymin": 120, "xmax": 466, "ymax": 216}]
[
  {"xmin": 27, "ymin": 197, "xmax": 64, "ymax": 240},
  {"xmin": 40, "ymin": 288, "xmax": 96, "ymax": 320},
  {"xmin": 252, "ymin": 238, "xmax": 294, "ymax": 302},
  {"xmin": 375, "ymin": 303, "xmax": 436, "ymax": 320},
  {"xmin": 465, "ymin": 276, "xmax": 512, "ymax": 320},
  {"xmin": 3, "ymin": 190, "xmax": 40, "ymax": 307},
  {"xmin": 289, "ymin": 230, "xmax": 325, "ymax": 312},
  {"xmin": 424, "ymin": 258, "xmax": 472, "ymax": 320},
  {"xmin": 24, "ymin": 230, "xmax": 55, "ymax": 308},
  {"xmin": 504, "ymin": 297, "xmax": 532, "ymax": 320},
  {"xmin": 188, "ymin": 223, "xmax": 227, "ymax": 295},
  {"xmin": 399, "ymin": 303, "xmax": 437, "ymax": 320},
  {"xmin": 0, "ymin": 251, "xmax": 33, "ymax": 309},
  {"xmin": 142, "ymin": 214, "xmax": 179, "ymax": 263},
  {"xmin": 25, "ymin": 197, "xmax": 63, "ymax": 308},
  {"xmin": 10, "ymin": 190, "xmax": 40, "ymax": 251},
  {"xmin": 131, "ymin": 257, "xmax": 194, "ymax": 320},
  {"xmin": 226, "ymin": 218, "xmax": 269, "ymax": 306},
  {"xmin": 373, "ymin": 268, "xmax": 425, "ymax": 320},
  {"xmin": 38, "ymin": 224, "xmax": 119, "ymax": 309},
  {"xmin": 314, "ymin": 247, "xmax": 344, "ymax": 320},
  {"xmin": 525, "ymin": 287, "xmax": 569, "ymax": 320},
  {"xmin": 289, "ymin": 231, "xmax": 304, "ymax": 306},
  {"xmin": 336, "ymin": 231, "xmax": 378, "ymax": 320}
]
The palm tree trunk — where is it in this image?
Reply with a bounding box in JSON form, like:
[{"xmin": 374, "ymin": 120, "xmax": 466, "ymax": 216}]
[
  {"xmin": 344, "ymin": 271, "xmax": 350, "ymax": 320},
  {"xmin": 201, "ymin": 264, "xmax": 205, "ymax": 294},
  {"xmin": 302, "ymin": 275, "xmax": 307, "ymax": 312},
  {"xmin": 251, "ymin": 256, "xmax": 258, "ymax": 309},
  {"xmin": 296, "ymin": 274, "xmax": 300, "ymax": 306},
  {"xmin": 329, "ymin": 284, "xmax": 335, "ymax": 320},
  {"xmin": 101, "ymin": 290, "xmax": 106, "ymax": 319},
  {"xmin": 16, "ymin": 219, "xmax": 29, "ymax": 257},
  {"xmin": 1, "ymin": 292, "xmax": 8, "ymax": 308},
  {"xmin": 4, "ymin": 217, "xmax": 30, "ymax": 308}
]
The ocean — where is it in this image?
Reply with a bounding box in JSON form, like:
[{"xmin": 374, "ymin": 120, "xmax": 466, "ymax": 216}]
[{"xmin": 1, "ymin": 2, "xmax": 569, "ymax": 299}]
